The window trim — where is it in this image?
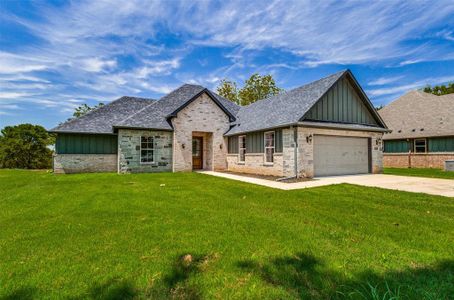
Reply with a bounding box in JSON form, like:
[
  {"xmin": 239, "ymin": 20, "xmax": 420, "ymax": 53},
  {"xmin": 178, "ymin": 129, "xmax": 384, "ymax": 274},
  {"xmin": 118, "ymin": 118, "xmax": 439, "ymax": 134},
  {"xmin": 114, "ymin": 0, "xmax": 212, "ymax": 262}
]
[
  {"xmin": 140, "ymin": 136, "xmax": 155, "ymax": 164},
  {"xmin": 238, "ymin": 135, "xmax": 246, "ymax": 163},
  {"xmin": 414, "ymin": 138, "xmax": 427, "ymax": 153},
  {"xmin": 264, "ymin": 131, "xmax": 275, "ymax": 164}
]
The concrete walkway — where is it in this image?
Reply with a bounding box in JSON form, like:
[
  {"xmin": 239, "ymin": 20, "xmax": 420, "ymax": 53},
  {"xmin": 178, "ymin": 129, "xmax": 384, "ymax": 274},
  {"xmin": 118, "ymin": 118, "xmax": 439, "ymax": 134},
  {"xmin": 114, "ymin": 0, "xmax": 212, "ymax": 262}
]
[{"xmin": 199, "ymin": 171, "xmax": 454, "ymax": 197}]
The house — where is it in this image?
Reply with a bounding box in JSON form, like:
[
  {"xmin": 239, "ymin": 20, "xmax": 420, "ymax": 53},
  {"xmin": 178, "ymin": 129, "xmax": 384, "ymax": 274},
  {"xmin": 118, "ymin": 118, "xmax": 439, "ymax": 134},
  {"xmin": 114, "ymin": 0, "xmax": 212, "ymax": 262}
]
[
  {"xmin": 379, "ymin": 90, "xmax": 454, "ymax": 168},
  {"xmin": 50, "ymin": 69, "xmax": 388, "ymax": 177}
]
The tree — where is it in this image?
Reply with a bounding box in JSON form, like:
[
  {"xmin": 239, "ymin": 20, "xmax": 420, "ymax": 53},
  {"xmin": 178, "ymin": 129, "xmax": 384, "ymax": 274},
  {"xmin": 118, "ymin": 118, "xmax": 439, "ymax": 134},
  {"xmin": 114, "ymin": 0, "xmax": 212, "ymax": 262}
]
[
  {"xmin": 73, "ymin": 103, "xmax": 104, "ymax": 118},
  {"xmin": 216, "ymin": 79, "xmax": 239, "ymax": 104},
  {"xmin": 0, "ymin": 124, "xmax": 55, "ymax": 169},
  {"xmin": 217, "ymin": 74, "xmax": 283, "ymax": 106},
  {"xmin": 423, "ymin": 83, "xmax": 454, "ymax": 96}
]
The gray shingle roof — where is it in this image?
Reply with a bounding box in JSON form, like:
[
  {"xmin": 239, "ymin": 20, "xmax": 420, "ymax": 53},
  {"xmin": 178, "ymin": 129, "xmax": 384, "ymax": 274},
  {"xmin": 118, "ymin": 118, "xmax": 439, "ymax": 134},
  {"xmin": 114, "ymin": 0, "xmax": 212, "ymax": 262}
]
[
  {"xmin": 115, "ymin": 84, "xmax": 239, "ymax": 130},
  {"xmin": 225, "ymin": 70, "xmax": 347, "ymax": 135},
  {"xmin": 50, "ymin": 96, "xmax": 155, "ymax": 134},
  {"xmin": 379, "ymin": 90, "xmax": 454, "ymax": 140}
]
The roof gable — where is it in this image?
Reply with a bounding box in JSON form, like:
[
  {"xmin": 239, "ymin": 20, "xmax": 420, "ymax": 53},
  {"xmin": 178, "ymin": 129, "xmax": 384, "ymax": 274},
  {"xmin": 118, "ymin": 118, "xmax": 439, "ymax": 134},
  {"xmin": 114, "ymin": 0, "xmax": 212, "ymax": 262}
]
[
  {"xmin": 115, "ymin": 84, "xmax": 239, "ymax": 130},
  {"xmin": 303, "ymin": 72, "xmax": 381, "ymax": 126}
]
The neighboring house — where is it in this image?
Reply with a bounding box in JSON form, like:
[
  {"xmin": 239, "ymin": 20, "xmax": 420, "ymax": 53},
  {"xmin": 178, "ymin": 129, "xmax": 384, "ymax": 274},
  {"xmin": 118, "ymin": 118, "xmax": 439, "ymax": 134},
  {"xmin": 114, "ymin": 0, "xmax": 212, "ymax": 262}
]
[
  {"xmin": 379, "ymin": 91, "xmax": 454, "ymax": 168},
  {"xmin": 50, "ymin": 69, "xmax": 388, "ymax": 177}
]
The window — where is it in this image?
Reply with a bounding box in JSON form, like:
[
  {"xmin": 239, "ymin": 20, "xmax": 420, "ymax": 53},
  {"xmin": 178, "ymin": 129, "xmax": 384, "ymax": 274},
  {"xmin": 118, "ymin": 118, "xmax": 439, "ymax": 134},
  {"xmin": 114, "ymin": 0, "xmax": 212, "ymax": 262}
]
[
  {"xmin": 140, "ymin": 136, "xmax": 154, "ymax": 163},
  {"xmin": 238, "ymin": 135, "xmax": 246, "ymax": 162},
  {"xmin": 264, "ymin": 131, "xmax": 275, "ymax": 163},
  {"xmin": 414, "ymin": 139, "xmax": 426, "ymax": 153}
]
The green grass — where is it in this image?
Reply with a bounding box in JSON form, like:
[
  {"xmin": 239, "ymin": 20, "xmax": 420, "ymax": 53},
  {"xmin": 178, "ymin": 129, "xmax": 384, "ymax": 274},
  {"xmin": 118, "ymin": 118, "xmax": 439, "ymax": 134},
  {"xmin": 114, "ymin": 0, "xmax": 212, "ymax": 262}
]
[
  {"xmin": 384, "ymin": 167, "xmax": 454, "ymax": 179},
  {"xmin": 0, "ymin": 170, "xmax": 453, "ymax": 299}
]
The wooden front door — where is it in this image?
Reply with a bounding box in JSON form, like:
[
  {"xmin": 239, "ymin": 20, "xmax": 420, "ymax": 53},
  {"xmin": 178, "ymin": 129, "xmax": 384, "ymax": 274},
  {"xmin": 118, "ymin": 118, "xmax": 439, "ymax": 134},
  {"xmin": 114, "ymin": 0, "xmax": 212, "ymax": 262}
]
[{"xmin": 192, "ymin": 137, "xmax": 203, "ymax": 170}]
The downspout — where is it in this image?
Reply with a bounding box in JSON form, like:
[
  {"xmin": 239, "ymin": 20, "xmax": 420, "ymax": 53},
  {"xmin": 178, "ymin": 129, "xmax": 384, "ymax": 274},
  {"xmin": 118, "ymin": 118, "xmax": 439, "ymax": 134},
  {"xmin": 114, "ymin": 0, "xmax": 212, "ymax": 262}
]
[{"xmin": 293, "ymin": 126, "xmax": 298, "ymax": 178}]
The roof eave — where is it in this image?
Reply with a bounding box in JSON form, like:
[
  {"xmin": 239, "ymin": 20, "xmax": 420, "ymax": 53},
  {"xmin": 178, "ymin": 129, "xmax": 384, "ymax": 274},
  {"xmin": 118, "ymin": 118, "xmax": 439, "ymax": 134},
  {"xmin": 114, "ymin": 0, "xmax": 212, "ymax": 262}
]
[{"xmin": 298, "ymin": 121, "xmax": 391, "ymax": 132}]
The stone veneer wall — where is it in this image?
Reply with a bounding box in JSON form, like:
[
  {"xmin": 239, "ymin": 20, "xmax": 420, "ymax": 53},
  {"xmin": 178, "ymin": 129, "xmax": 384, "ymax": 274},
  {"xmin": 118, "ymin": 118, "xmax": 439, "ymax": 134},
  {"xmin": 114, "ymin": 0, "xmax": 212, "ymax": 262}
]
[
  {"xmin": 296, "ymin": 127, "xmax": 384, "ymax": 178},
  {"xmin": 226, "ymin": 153, "xmax": 284, "ymax": 176},
  {"xmin": 172, "ymin": 93, "xmax": 230, "ymax": 172},
  {"xmin": 383, "ymin": 153, "xmax": 454, "ymax": 169},
  {"xmin": 53, "ymin": 154, "xmax": 117, "ymax": 174},
  {"xmin": 118, "ymin": 129, "xmax": 172, "ymax": 173}
]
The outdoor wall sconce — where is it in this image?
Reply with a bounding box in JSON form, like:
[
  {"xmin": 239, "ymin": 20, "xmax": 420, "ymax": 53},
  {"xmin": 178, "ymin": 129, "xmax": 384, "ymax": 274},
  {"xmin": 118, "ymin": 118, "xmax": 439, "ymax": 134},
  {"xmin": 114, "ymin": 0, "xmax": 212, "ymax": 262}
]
[
  {"xmin": 182, "ymin": 143, "xmax": 185, "ymax": 149},
  {"xmin": 220, "ymin": 144, "xmax": 223, "ymax": 149},
  {"xmin": 376, "ymin": 138, "xmax": 382, "ymax": 146},
  {"xmin": 306, "ymin": 134, "xmax": 313, "ymax": 144}
]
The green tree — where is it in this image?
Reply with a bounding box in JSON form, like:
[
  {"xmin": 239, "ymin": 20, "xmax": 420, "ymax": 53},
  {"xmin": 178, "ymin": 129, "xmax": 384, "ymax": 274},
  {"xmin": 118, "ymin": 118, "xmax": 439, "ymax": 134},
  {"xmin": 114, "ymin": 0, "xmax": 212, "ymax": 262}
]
[
  {"xmin": 423, "ymin": 83, "xmax": 454, "ymax": 96},
  {"xmin": 216, "ymin": 79, "xmax": 239, "ymax": 104},
  {"xmin": 73, "ymin": 103, "xmax": 104, "ymax": 118},
  {"xmin": 0, "ymin": 124, "xmax": 55, "ymax": 169},
  {"xmin": 217, "ymin": 74, "xmax": 283, "ymax": 106}
]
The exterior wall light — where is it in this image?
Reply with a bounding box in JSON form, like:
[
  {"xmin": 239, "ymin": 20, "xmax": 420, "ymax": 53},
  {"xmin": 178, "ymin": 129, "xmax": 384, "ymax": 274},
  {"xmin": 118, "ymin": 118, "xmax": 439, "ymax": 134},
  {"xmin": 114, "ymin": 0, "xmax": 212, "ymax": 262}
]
[
  {"xmin": 220, "ymin": 144, "xmax": 223, "ymax": 149},
  {"xmin": 306, "ymin": 134, "xmax": 313, "ymax": 144},
  {"xmin": 182, "ymin": 143, "xmax": 185, "ymax": 149}
]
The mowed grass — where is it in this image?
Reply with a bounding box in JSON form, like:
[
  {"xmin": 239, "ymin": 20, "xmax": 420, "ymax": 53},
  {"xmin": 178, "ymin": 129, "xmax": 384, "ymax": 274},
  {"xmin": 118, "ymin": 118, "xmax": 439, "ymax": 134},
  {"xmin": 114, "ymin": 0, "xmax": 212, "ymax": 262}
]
[
  {"xmin": 384, "ymin": 167, "xmax": 454, "ymax": 179},
  {"xmin": 0, "ymin": 170, "xmax": 453, "ymax": 299}
]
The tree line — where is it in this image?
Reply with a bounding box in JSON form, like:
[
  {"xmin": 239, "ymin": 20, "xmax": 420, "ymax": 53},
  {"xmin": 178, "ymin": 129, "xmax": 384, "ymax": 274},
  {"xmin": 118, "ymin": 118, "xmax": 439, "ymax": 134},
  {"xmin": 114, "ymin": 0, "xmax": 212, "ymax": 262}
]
[{"xmin": 423, "ymin": 83, "xmax": 454, "ymax": 96}]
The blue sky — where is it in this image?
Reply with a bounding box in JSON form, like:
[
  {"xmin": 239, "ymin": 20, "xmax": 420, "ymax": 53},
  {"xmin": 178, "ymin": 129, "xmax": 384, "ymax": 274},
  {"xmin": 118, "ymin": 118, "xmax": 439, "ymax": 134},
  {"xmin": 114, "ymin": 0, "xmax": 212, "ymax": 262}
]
[{"xmin": 1, "ymin": 0, "xmax": 454, "ymax": 130}]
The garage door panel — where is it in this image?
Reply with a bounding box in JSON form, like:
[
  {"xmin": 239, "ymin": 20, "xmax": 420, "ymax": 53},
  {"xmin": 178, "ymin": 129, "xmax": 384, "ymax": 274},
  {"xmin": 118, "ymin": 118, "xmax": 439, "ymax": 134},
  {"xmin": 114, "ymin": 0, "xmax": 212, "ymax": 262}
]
[{"xmin": 314, "ymin": 135, "xmax": 369, "ymax": 177}]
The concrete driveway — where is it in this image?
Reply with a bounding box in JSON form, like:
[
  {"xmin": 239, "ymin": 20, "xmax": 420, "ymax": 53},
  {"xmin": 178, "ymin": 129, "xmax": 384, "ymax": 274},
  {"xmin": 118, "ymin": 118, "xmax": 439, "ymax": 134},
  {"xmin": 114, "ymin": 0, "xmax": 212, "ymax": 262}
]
[{"xmin": 200, "ymin": 171, "xmax": 454, "ymax": 197}]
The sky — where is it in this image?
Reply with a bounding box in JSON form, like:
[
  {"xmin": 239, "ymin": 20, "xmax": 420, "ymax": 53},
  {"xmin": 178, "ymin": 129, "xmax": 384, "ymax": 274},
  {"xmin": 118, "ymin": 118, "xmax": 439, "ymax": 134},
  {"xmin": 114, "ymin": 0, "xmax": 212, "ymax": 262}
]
[{"xmin": 1, "ymin": 0, "xmax": 454, "ymax": 130}]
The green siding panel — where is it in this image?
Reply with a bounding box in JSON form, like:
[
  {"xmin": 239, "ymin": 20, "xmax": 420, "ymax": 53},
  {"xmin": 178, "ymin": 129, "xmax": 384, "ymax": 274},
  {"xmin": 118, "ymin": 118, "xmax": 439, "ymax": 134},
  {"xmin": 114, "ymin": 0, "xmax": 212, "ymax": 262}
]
[
  {"xmin": 428, "ymin": 137, "xmax": 454, "ymax": 152},
  {"xmin": 228, "ymin": 129, "xmax": 283, "ymax": 154},
  {"xmin": 305, "ymin": 77, "xmax": 378, "ymax": 126},
  {"xmin": 56, "ymin": 134, "xmax": 117, "ymax": 154},
  {"xmin": 228, "ymin": 136, "xmax": 239, "ymax": 154},
  {"xmin": 384, "ymin": 140, "xmax": 411, "ymax": 153}
]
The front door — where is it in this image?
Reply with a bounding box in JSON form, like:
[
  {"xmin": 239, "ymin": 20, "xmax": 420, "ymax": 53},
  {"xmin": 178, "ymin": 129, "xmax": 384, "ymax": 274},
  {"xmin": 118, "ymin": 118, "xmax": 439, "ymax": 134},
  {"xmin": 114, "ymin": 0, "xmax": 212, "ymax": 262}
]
[{"xmin": 192, "ymin": 137, "xmax": 203, "ymax": 170}]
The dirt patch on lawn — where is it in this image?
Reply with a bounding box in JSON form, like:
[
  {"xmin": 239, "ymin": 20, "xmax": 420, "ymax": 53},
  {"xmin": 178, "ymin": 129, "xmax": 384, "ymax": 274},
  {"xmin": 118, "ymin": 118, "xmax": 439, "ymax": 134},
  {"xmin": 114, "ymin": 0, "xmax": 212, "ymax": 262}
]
[{"xmin": 220, "ymin": 171, "xmax": 313, "ymax": 183}]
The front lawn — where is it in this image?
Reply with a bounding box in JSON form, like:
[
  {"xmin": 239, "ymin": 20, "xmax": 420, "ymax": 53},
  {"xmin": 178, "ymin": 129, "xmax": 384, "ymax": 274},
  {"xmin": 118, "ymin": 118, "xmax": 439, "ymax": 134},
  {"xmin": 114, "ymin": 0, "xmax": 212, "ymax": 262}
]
[
  {"xmin": 384, "ymin": 167, "xmax": 454, "ymax": 179},
  {"xmin": 0, "ymin": 170, "xmax": 453, "ymax": 299}
]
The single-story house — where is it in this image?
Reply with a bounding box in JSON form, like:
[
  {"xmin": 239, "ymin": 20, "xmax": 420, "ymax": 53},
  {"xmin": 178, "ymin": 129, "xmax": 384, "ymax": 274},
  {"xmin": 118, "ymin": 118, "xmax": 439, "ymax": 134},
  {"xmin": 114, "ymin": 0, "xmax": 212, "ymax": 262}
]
[
  {"xmin": 379, "ymin": 90, "xmax": 454, "ymax": 168},
  {"xmin": 50, "ymin": 69, "xmax": 388, "ymax": 177}
]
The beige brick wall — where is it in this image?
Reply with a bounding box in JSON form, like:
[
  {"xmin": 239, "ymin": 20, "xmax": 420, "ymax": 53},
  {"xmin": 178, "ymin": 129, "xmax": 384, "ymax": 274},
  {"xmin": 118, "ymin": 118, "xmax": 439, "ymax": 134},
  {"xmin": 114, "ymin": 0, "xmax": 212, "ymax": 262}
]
[
  {"xmin": 171, "ymin": 93, "xmax": 230, "ymax": 172},
  {"xmin": 297, "ymin": 127, "xmax": 384, "ymax": 178},
  {"xmin": 384, "ymin": 153, "xmax": 454, "ymax": 168},
  {"xmin": 227, "ymin": 153, "xmax": 284, "ymax": 176},
  {"xmin": 53, "ymin": 154, "xmax": 117, "ymax": 174}
]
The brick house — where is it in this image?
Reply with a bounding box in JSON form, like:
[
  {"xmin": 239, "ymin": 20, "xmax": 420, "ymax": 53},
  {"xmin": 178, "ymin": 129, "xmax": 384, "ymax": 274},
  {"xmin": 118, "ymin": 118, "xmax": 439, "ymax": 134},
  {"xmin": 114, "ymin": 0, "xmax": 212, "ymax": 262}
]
[
  {"xmin": 379, "ymin": 90, "xmax": 454, "ymax": 169},
  {"xmin": 50, "ymin": 69, "xmax": 388, "ymax": 178}
]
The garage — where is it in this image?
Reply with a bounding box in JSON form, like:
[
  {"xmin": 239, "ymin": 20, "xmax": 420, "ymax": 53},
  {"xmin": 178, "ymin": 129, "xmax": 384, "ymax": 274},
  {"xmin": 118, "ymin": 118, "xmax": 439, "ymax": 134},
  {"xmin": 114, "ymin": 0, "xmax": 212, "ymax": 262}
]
[{"xmin": 313, "ymin": 135, "xmax": 370, "ymax": 177}]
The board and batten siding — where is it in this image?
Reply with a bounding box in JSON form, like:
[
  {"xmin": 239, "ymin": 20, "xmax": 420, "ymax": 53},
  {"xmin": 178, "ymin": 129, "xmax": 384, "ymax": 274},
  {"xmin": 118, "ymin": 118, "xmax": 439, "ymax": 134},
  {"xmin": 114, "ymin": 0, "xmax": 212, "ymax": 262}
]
[
  {"xmin": 304, "ymin": 77, "xmax": 378, "ymax": 126},
  {"xmin": 384, "ymin": 136, "xmax": 454, "ymax": 153},
  {"xmin": 228, "ymin": 129, "xmax": 283, "ymax": 154},
  {"xmin": 428, "ymin": 136, "xmax": 454, "ymax": 152},
  {"xmin": 56, "ymin": 133, "xmax": 117, "ymax": 154}
]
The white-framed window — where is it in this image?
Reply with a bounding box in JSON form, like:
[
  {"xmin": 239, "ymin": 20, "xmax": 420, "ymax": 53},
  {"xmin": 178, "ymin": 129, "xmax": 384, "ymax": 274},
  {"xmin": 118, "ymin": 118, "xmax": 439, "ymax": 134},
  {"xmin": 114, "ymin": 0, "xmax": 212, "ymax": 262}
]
[
  {"xmin": 238, "ymin": 135, "xmax": 246, "ymax": 162},
  {"xmin": 264, "ymin": 131, "xmax": 275, "ymax": 164},
  {"xmin": 140, "ymin": 136, "xmax": 154, "ymax": 164},
  {"xmin": 414, "ymin": 138, "xmax": 426, "ymax": 153}
]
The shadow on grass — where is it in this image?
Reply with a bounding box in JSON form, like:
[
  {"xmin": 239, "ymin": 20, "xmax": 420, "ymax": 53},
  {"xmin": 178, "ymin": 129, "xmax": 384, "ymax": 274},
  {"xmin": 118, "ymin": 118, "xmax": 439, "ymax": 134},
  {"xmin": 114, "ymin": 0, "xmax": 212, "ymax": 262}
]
[
  {"xmin": 0, "ymin": 287, "xmax": 37, "ymax": 300},
  {"xmin": 87, "ymin": 279, "xmax": 137, "ymax": 300},
  {"xmin": 237, "ymin": 252, "xmax": 454, "ymax": 299},
  {"xmin": 146, "ymin": 253, "xmax": 219, "ymax": 300}
]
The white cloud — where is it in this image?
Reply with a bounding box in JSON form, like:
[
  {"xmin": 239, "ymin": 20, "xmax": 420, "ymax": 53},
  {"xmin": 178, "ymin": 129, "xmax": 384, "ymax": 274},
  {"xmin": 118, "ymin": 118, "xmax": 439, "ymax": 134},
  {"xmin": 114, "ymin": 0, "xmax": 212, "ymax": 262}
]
[
  {"xmin": 368, "ymin": 76, "xmax": 404, "ymax": 86},
  {"xmin": 367, "ymin": 75, "xmax": 454, "ymax": 96},
  {"xmin": 0, "ymin": 92, "xmax": 36, "ymax": 99},
  {"xmin": 80, "ymin": 58, "xmax": 117, "ymax": 72}
]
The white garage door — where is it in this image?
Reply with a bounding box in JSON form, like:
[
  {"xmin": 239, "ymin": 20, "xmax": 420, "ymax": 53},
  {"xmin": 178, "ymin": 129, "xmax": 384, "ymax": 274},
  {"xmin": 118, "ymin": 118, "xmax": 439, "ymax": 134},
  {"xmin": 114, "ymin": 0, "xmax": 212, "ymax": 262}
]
[{"xmin": 313, "ymin": 135, "xmax": 369, "ymax": 177}]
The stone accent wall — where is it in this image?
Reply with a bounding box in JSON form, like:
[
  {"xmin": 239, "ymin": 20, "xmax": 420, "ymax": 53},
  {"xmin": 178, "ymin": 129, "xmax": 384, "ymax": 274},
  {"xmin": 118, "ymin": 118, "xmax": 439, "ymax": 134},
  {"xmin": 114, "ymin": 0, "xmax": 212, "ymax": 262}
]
[
  {"xmin": 297, "ymin": 127, "xmax": 384, "ymax": 178},
  {"xmin": 53, "ymin": 154, "xmax": 117, "ymax": 174},
  {"xmin": 171, "ymin": 93, "xmax": 230, "ymax": 172},
  {"xmin": 383, "ymin": 153, "xmax": 454, "ymax": 169},
  {"xmin": 226, "ymin": 153, "xmax": 284, "ymax": 176},
  {"xmin": 118, "ymin": 129, "xmax": 172, "ymax": 173}
]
